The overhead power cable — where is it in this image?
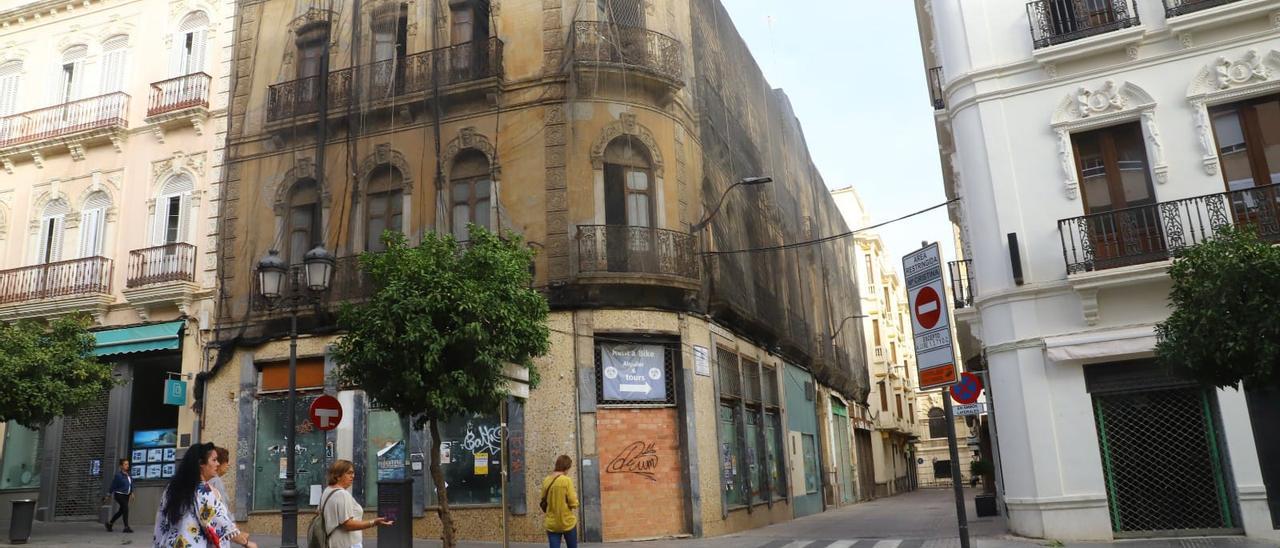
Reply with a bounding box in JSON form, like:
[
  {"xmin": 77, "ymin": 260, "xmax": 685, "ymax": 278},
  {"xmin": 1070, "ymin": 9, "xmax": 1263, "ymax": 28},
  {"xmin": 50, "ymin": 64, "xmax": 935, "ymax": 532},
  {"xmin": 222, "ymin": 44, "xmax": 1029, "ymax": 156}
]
[{"xmin": 703, "ymin": 198, "xmax": 959, "ymax": 256}]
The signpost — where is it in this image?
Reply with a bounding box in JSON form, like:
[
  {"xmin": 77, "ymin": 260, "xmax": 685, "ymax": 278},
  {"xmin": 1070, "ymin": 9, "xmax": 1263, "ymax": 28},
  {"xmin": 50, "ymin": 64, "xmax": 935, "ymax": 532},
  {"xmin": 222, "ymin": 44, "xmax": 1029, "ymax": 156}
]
[
  {"xmin": 953, "ymin": 402, "xmax": 986, "ymax": 416},
  {"xmin": 163, "ymin": 378, "xmax": 187, "ymax": 406},
  {"xmin": 903, "ymin": 242, "xmax": 969, "ymax": 548},
  {"xmin": 307, "ymin": 395, "xmax": 343, "ymax": 431}
]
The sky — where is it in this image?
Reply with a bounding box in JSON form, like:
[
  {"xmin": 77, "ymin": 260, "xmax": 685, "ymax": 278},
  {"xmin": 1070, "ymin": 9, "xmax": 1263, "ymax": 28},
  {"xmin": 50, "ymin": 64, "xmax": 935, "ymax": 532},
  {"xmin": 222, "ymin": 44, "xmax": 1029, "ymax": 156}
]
[{"xmin": 719, "ymin": 1, "xmax": 955, "ymax": 272}]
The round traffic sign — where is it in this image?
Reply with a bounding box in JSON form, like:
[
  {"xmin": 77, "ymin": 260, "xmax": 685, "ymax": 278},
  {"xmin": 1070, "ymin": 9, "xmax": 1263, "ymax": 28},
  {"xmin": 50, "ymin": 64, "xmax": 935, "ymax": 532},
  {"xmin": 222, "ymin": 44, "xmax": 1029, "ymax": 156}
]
[
  {"xmin": 949, "ymin": 372, "xmax": 983, "ymax": 405},
  {"xmin": 914, "ymin": 286, "xmax": 942, "ymax": 329},
  {"xmin": 308, "ymin": 394, "xmax": 344, "ymax": 431}
]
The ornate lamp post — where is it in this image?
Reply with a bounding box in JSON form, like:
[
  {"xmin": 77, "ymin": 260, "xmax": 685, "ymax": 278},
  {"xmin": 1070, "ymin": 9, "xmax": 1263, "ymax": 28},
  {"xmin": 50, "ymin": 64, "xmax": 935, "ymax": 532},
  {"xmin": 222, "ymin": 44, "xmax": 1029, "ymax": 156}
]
[{"xmin": 256, "ymin": 245, "xmax": 335, "ymax": 548}]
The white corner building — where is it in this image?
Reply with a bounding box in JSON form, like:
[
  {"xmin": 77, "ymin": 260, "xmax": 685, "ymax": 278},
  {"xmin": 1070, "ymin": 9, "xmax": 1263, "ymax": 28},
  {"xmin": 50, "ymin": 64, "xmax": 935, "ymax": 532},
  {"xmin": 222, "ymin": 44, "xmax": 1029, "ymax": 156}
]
[{"xmin": 916, "ymin": 0, "xmax": 1280, "ymax": 541}]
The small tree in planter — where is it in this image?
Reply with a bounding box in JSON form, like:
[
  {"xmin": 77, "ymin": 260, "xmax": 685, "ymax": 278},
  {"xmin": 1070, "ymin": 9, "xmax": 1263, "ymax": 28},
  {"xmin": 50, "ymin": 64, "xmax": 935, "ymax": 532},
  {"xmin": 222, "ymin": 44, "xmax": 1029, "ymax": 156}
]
[
  {"xmin": 0, "ymin": 315, "xmax": 109, "ymax": 427},
  {"xmin": 969, "ymin": 459, "xmax": 995, "ymax": 494},
  {"xmin": 332, "ymin": 227, "xmax": 550, "ymax": 548},
  {"xmin": 1155, "ymin": 225, "xmax": 1280, "ymax": 389}
]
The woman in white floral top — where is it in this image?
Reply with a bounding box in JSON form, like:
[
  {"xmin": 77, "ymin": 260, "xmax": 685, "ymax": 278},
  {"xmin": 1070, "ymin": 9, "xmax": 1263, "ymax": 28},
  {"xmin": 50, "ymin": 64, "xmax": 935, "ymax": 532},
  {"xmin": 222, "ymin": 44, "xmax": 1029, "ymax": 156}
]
[{"xmin": 152, "ymin": 442, "xmax": 256, "ymax": 548}]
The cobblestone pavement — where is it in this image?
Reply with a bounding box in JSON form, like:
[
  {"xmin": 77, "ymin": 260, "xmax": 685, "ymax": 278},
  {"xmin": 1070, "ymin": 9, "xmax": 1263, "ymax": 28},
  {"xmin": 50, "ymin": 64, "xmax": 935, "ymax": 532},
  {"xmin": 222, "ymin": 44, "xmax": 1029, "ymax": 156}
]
[{"xmin": 3, "ymin": 489, "xmax": 1276, "ymax": 548}]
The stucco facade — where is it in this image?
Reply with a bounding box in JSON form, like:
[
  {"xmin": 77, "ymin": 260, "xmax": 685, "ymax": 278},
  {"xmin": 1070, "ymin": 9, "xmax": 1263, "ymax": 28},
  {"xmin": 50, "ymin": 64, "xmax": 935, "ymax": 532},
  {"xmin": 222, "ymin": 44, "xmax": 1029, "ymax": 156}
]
[
  {"xmin": 918, "ymin": 0, "xmax": 1280, "ymax": 540},
  {"xmin": 0, "ymin": 0, "xmax": 231, "ymax": 523},
  {"xmin": 204, "ymin": 0, "xmax": 868, "ymax": 542}
]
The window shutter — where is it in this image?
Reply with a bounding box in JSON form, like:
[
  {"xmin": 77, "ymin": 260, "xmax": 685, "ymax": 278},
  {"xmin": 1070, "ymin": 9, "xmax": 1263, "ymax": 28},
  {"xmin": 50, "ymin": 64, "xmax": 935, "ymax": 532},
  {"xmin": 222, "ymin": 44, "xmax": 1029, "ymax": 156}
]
[
  {"xmin": 170, "ymin": 33, "xmax": 186, "ymax": 76},
  {"xmin": 48, "ymin": 216, "xmax": 65, "ymax": 262},
  {"xmin": 100, "ymin": 49, "xmax": 125, "ymax": 93},
  {"xmin": 79, "ymin": 208, "xmax": 103, "ymax": 257},
  {"xmin": 36, "ymin": 218, "xmax": 51, "ymax": 263},
  {"xmin": 177, "ymin": 192, "xmax": 192, "ymax": 243},
  {"xmin": 0, "ymin": 63, "xmax": 20, "ymax": 116},
  {"xmin": 190, "ymin": 29, "xmax": 207, "ymax": 74},
  {"xmin": 152, "ymin": 199, "xmax": 169, "ymax": 245}
]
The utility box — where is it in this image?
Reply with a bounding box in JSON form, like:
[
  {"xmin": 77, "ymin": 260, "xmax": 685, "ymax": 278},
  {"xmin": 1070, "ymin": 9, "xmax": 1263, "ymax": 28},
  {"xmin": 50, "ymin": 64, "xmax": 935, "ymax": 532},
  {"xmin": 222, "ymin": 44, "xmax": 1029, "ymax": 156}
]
[{"xmin": 376, "ymin": 440, "xmax": 412, "ymax": 547}]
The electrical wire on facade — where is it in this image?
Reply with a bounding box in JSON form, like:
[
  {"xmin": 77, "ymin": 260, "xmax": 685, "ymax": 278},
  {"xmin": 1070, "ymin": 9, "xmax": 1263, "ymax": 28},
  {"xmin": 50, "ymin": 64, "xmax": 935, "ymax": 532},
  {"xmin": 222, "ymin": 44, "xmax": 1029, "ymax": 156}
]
[{"xmin": 704, "ymin": 198, "xmax": 958, "ymax": 256}]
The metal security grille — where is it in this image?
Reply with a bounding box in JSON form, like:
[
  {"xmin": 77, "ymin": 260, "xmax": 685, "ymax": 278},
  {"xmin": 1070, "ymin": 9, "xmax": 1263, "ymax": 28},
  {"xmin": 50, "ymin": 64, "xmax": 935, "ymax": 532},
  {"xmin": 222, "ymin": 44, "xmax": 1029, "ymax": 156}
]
[{"xmin": 1093, "ymin": 387, "xmax": 1234, "ymax": 536}]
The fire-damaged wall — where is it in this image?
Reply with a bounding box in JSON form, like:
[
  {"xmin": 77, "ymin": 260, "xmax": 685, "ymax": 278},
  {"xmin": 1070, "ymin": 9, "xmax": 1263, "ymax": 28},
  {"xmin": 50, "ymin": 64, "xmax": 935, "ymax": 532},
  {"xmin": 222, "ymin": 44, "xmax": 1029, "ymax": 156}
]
[{"xmin": 690, "ymin": 0, "xmax": 868, "ymax": 403}]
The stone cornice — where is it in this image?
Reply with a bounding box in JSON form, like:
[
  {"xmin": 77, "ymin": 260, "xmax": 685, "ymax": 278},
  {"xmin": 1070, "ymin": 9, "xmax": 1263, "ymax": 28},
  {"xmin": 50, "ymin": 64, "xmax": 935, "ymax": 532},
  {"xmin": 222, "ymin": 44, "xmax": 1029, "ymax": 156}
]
[{"xmin": 0, "ymin": 0, "xmax": 106, "ymax": 29}]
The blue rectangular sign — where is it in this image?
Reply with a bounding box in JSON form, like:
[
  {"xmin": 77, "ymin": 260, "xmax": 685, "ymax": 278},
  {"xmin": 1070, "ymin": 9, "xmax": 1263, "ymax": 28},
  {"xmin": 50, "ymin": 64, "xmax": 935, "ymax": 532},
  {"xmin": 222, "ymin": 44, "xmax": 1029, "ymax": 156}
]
[
  {"xmin": 163, "ymin": 379, "xmax": 187, "ymax": 406},
  {"xmin": 599, "ymin": 343, "xmax": 666, "ymax": 402}
]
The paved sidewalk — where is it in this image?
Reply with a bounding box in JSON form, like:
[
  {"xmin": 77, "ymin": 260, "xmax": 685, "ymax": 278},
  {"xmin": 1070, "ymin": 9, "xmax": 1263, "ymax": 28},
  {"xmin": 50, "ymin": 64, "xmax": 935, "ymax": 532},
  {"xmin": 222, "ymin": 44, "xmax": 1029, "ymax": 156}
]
[{"xmin": 3, "ymin": 489, "xmax": 1276, "ymax": 548}]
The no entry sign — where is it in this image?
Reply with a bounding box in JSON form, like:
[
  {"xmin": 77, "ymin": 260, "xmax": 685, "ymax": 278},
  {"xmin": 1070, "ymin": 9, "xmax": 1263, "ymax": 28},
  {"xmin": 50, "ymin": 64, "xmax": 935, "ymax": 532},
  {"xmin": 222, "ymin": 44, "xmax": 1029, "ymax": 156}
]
[
  {"xmin": 903, "ymin": 243, "xmax": 959, "ymax": 390},
  {"xmin": 308, "ymin": 395, "xmax": 343, "ymax": 431}
]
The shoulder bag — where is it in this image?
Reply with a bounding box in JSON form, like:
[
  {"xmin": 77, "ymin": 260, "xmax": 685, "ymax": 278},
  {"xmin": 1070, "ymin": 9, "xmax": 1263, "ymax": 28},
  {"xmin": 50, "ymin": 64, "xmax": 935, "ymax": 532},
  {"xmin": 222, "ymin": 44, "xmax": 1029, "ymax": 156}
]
[
  {"xmin": 306, "ymin": 489, "xmax": 341, "ymax": 548},
  {"xmin": 539, "ymin": 475, "xmax": 563, "ymax": 513}
]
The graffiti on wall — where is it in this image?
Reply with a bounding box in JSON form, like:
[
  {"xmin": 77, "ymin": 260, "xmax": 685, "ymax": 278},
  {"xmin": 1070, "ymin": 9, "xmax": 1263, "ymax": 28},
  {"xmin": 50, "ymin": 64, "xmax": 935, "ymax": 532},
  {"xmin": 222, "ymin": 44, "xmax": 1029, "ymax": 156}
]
[{"xmin": 606, "ymin": 441, "xmax": 659, "ymax": 481}]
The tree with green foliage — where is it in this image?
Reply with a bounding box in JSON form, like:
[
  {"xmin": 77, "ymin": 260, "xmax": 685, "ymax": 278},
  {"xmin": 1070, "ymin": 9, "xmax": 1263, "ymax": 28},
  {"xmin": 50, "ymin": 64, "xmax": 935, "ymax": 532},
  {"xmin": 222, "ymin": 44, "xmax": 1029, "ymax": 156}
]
[
  {"xmin": 1156, "ymin": 225, "xmax": 1280, "ymax": 389},
  {"xmin": 0, "ymin": 315, "xmax": 110, "ymax": 428},
  {"xmin": 331, "ymin": 226, "xmax": 549, "ymax": 548}
]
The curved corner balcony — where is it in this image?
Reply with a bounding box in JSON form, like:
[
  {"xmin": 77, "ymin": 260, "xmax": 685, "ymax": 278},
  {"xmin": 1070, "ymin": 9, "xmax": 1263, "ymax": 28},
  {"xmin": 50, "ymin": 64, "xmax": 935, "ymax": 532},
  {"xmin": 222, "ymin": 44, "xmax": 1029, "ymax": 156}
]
[
  {"xmin": 569, "ymin": 21, "xmax": 685, "ymax": 94},
  {"xmin": 575, "ymin": 225, "xmax": 699, "ymax": 288}
]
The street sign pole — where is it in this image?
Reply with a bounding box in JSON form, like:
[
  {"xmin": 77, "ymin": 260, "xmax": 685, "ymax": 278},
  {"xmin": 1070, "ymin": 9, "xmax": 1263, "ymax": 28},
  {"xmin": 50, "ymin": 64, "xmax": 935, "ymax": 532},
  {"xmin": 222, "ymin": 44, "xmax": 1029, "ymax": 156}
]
[{"xmin": 943, "ymin": 396, "xmax": 972, "ymax": 548}]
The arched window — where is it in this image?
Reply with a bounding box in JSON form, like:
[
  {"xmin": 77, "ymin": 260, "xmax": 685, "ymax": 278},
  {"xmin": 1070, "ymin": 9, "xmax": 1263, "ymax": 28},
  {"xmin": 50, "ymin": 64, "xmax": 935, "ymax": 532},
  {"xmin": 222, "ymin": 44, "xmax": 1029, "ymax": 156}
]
[
  {"xmin": 603, "ymin": 136, "xmax": 653, "ymax": 227},
  {"xmin": 364, "ymin": 166, "xmax": 404, "ymax": 252},
  {"xmin": 99, "ymin": 35, "xmax": 129, "ymax": 93},
  {"xmin": 0, "ymin": 61, "xmax": 21, "ymax": 116},
  {"xmin": 287, "ymin": 179, "xmax": 322, "ymax": 264},
  {"xmin": 59, "ymin": 45, "xmax": 87, "ymax": 103},
  {"xmin": 155, "ymin": 174, "xmax": 194, "ymax": 246},
  {"xmin": 173, "ymin": 12, "xmax": 209, "ymax": 77},
  {"xmin": 927, "ymin": 407, "xmax": 947, "ymax": 439},
  {"xmin": 80, "ymin": 192, "xmax": 111, "ymax": 257},
  {"xmin": 37, "ymin": 199, "xmax": 69, "ymax": 263},
  {"xmin": 450, "ymin": 150, "xmax": 491, "ymax": 242}
]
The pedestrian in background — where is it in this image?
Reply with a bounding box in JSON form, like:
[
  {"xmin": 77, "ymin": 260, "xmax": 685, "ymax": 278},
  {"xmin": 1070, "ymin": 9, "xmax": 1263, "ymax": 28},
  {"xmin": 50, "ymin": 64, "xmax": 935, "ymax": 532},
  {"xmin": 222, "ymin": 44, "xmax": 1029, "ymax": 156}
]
[
  {"xmin": 208, "ymin": 446, "xmax": 232, "ymax": 512},
  {"xmin": 542, "ymin": 455, "xmax": 579, "ymax": 548},
  {"xmin": 319, "ymin": 459, "xmax": 393, "ymax": 548},
  {"xmin": 104, "ymin": 458, "xmax": 133, "ymax": 533},
  {"xmin": 153, "ymin": 442, "xmax": 256, "ymax": 548}
]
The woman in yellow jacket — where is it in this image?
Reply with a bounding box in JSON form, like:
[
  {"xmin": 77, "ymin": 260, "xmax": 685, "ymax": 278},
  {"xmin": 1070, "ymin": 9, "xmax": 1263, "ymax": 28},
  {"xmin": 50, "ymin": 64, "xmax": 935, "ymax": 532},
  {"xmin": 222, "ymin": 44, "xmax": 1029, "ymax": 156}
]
[{"xmin": 542, "ymin": 455, "xmax": 579, "ymax": 548}]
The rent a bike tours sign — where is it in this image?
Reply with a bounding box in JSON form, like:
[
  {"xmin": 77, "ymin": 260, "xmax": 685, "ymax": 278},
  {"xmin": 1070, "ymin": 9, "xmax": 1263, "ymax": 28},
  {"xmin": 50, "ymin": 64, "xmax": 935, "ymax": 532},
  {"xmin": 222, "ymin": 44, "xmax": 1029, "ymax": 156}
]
[{"xmin": 600, "ymin": 343, "xmax": 666, "ymax": 402}]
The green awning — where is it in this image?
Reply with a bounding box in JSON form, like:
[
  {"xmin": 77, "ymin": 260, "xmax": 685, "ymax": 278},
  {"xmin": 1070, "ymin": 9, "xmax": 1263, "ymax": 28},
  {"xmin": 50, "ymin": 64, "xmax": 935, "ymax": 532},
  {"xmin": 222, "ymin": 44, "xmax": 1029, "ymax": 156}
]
[{"xmin": 93, "ymin": 321, "xmax": 185, "ymax": 357}]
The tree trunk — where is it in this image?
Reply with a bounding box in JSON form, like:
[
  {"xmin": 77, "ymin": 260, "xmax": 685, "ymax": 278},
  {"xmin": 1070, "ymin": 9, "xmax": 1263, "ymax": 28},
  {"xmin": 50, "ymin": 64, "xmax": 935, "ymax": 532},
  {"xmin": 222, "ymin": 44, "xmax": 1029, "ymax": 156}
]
[{"xmin": 430, "ymin": 418, "xmax": 457, "ymax": 548}]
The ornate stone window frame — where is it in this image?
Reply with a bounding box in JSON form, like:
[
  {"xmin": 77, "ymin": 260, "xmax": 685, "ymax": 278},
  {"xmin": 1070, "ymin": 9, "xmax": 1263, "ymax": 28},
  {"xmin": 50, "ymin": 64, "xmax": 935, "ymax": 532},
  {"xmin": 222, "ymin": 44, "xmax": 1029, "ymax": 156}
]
[
  {"xmin": 1185, "ymin": 49, "xmax": 1280, "ymax": 176},
  {"xmin": 352, "ymin": 144, "xmax": 414, "ymax": 251},
  {"xmin": 589, "ymin": 112, "xmax": 666, "ymax": 227},
  {"xmin": 271, "ymin": 158, "xmax": 332, "ymax": 257},
  {"xmin": 1050, "ymin": 81, "xmax": 1164, "ymax": 200}
]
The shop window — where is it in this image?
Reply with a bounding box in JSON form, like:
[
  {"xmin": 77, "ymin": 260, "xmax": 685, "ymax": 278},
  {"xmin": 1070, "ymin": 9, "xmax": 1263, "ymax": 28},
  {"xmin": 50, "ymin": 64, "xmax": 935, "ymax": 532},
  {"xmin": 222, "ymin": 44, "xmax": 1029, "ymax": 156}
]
[
  {"xmin": 718, "ymin": 403, "xmax": 744, "ymax": 507},
  {"xmin": 595, "ymin": 341, "xmax": 676, "ymax": 405},
  {"xmin": 253, "ymin": 394, "xmax": 326, "ymax": 510},
  {"xmin": 129, "ymin": 356, "xmax": 181, "ymax": 481},
  {"xmin": 801, "ymin": 433, "xmax": 819, "ymax": 494},
  {"xmin": 0, "ymin": 422, "xmax": 42, "ymax": 490},
  {"xmin": 430, "ymin": 411, "xmax": 502, "ymax": 506},
  {"xmin": 934, "ymin": 459, "xmax": 952, "ymax": 479},
  {"xmin": 365, "ymin": 409, "xmax": 408, "ymax": 506}
]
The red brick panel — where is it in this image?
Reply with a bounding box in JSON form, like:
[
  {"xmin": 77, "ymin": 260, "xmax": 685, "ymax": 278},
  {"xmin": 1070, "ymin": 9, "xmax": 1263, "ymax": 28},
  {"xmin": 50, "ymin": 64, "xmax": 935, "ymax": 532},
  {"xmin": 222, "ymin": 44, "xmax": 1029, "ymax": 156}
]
[{"xmin": 597, "ymin": 407, "xmax": 687, "ymax": 541}]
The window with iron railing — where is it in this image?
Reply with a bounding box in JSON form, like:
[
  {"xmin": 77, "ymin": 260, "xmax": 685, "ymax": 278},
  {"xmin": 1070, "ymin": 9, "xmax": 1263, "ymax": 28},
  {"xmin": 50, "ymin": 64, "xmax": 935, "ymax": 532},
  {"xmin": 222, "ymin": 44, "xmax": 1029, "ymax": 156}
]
[
  {"xmin": 1163, "ymin": 0, "xmax": 1245, "ymax": 18},
  {"xmin": 1026, "ymin": 0, "xmax": 1140, "ymax": 49}
]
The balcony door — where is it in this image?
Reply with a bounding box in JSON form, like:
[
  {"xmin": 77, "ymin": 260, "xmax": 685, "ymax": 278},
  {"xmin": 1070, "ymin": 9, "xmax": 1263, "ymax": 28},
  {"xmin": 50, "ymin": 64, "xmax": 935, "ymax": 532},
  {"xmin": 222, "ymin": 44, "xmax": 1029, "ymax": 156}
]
[
  {"xmin": 603, "ymin": 136, "xmax": 655, "ymax": 272},
  {"xmin": 449, "ymin": 0, "xmax": 490, "ymax": 81},
  {"xmin": 1047, "ymin": 0, "xmax": 1117, "ymax": 36},
  {"xmin": 173, "ymin": 12, "xmax": 209, "ymax": 77},
  {"xmin": 1211, "ymin": 95, "xmax": 1280, "ymax": 238},
  {"xmin": 371, "ymin": 3, "xmax": 408, "ymax": 99},
  {"xmin": 1073, "ymin": 122, "xmax": 1164, "ymax": 268}
]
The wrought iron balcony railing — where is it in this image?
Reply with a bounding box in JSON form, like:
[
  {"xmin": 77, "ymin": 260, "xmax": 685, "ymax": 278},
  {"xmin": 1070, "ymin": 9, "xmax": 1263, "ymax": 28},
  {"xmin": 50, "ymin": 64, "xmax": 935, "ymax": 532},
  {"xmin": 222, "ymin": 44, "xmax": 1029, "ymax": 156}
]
[
  {"xmin": 575, "ymin": 225, "xmax": 698, "ymax": 281},
  {"xmin": 1026, "ymin": 0, "xmax": 1140, "ymax": 49},
  {"xmin": 0, "ymin": 257, "xmax": 112, "ymax": 304},
  {"xmin": 1058, "ymin": 182, "xmax": 1280, "ymax": 273},
  {"xmin": 148, "ymin": 73, "xmax": 211, "ymax": 117},
  {"xmin": 948, "ymin": 259, "xmax": 974, "ymax": 309},
  {"xmin": 570, "ymin": 21, "xmax": 684, "ymax": 86},
  {"xmin": 127, "ymin": 243, "xmax": 196, "ymax": 288},
  {"xmin": 1163, "ymin": 0, "xmax": 1244, "ymax": 17},
  {"xmin": 251, "ymin": 255, "xmax": 373, "ymax": 311},
  {"xmin": 266, "ymin": 37, "xmax": 504, "ymax": 122},
  {"xmin": 928, "ymin": 66, "xmax": 945, "ymax": 110},
  {"xmin": 0, "ymin": 93, "xmax": 129, "ymax": 149}
]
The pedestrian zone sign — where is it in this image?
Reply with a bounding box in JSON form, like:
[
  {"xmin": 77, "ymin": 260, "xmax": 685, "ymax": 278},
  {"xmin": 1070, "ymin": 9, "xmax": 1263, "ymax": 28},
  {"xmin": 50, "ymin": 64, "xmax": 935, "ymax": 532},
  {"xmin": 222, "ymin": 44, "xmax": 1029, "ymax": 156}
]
[{"xmin": 903, "ymin": 243, "xmax": 960, "ymax": 390}]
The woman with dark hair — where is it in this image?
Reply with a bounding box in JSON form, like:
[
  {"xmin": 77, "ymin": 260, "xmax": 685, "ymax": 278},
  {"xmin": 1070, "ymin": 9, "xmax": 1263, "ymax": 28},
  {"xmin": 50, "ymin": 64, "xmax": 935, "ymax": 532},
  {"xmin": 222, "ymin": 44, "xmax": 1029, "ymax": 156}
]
[
  {"xmin": 152, "ymin": 442, "xmax": 256, "ymax": 548},
  {"xmin": 104, "ymin": 458, "xmax": 133, "ymax": 533},
  {"xmin": 541, "ymin": 455, "xmax": 579, "ymax": 548}
]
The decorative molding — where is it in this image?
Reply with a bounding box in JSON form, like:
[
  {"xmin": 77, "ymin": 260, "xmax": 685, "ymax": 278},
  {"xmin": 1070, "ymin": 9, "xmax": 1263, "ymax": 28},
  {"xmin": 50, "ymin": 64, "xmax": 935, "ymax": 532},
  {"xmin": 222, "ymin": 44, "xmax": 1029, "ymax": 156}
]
[
  {"xmin": 151, "ymin": 151, "xmax": 207, "ymax": 191},
  {"xmin": 589, "ymin": 112, "xmax": 665, "ymax": 177},
  {"xmin": 30, "ymin": 150, "xmax": 43, "ymax": 169},
  {"xmin": 1052, "ymin": 81, "xmax": 1163, "ymax": 198},
  {"xmin": 2, "ymin": 157, "xmax": 14, "ymax": 174},
  {"xmin": 1186, "ymin": 50, "xmax": 1280, "ymax": 175},
  {"xmin": 67, "ymin": 143, "xmax": 85, "ymax": 161},
  {"xmin": 1043, "ymin": 63, "xmax": 1057, "ymax": 79},
  {"xmin": 150, "ymin": 125, "xmax": 165, "ymax": 143},
  {"xmin": 356, "ymin": 143, "xmax": 415, "ymax": 194},
  {"xmin": 271, "ymin": 157, "xmax": 331, "ymax": 215},
  {"xmin": 1125, "ymin": 44, "xmax": 1139, "ymax": 60},
  {"xmin": 442, "ymin": 127, "xmax": 498, "ymax": 179},
  {"xmin": 1077, "ymin": 287, "xmax": 1100, "ymax": 326},
  {"xmin": 1178, "ymin": 33, "xmax": 1193, "ymax": 49}
]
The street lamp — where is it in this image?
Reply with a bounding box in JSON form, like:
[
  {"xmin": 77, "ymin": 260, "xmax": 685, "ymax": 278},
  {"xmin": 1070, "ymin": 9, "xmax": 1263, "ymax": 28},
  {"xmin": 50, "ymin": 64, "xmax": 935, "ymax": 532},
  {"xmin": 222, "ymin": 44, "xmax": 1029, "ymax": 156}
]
[
  {"xmin": 689, "ymin": 176, "xmax": 772, "ymax": 233},
  {"xmin": 256, "ymin": 244, "xmax": 335, "ymax": 548},
  {"xmin": 830, "ymin": 314, "xmax": 869, "ymax": 342}
]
